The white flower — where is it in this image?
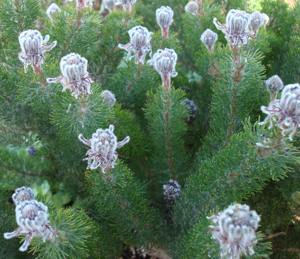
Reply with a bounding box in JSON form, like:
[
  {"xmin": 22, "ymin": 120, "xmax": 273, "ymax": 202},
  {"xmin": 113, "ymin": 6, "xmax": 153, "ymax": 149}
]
[
  {"xmin": 12, "ymin": 187, "xmax": 35, "ymax": 206},
  {"xmin": 260, "ymin": 83, "xmax": 300, "ymax": 140},
  {"xmin": 200, "ymin": 29, "xmax": 218, "ymax": 52},
  {"xmin": 156, "ymin": 6, "xmax": 174, "ymax": 38},
  {"xmin": 148, "ymin": 48, "xmax": 177, "ymax": 89},
  {"xmin": 47, "ymin": 53, "xmax": 93, "ymax": 99},
  {"xmin": 76, "ymin": 0, "xmax": 93, "ymax": 9},
  {"xmin": 4, "ymin": 200, "xmax": 56, "ymax": 252},
  {"xmin": 46, "ymin": 3, "xmax": 61, "ymax": 21},
  {"xmin": 208, "ymin": 203, "xmax": 260, "ymax": 259},
  {"xmin": 78, "ymin": 125, "xmax": 130, "ymax": 173},
  {"xmin": 101, "ymin": 90, "xmax": 116, "ymax": 107},
  {"xmin": 213, "ymin": 9, "xmax": 251, "ymax": 48},
  {"xmin": 184, "ymin": 1, "xmax": 199, "ymax": 16},
  {"xmin": 18, "ymin": 29, "xmax": 57, "ymax": 73},
  {"xmin": 115, "ymin": 0, "xmax": 137, "ymax": 12},
  {"xmin": 265, "ymin": 75, "xmax": 284, "ymax": 94},
  {"xmin": 118, "ymin": 26, "xmax": 152, "ymax": 64}
]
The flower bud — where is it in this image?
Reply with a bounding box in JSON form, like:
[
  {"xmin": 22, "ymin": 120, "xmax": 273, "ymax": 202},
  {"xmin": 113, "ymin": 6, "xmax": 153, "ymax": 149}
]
[
  {"xmin": 156, "ymin": 6, "xmax": 174, "ymax": 39},
  {"xmin": 200, "ymin": 29, "xmax": 218, "ymax": 52},
  {"xmin": 184, "ymin": 1, "xmax": 199, "ymax": 16},
  {"xmin": 248, "ymin": 11, "xmax": 265, "ymax": 36},
  {"xmin": 78, "ymin": 125, "xmax": 130, "ymax": 173},
  {"xmin": 265, "ymin": 75, "xmax": 284, "ymax": 93},
  {"xmin": 18, "ymin": 30, "xmax": 57, "ymax": 73},
  {"xmin": 115, "ymin": 0, "xmax": 137, "ymax": 12},
  {"xmin": 163, "ymin": 179, "xmax": 181, "ymax": 205},
  {"xmin": 101, "ymin": 90, "xmax": 116, "ymax": 107},
  {"xmin": 118, "ymin": 26, "xmax": 152, "ymax": 64},
  {"xmin": 76, "ymin": 0, "xmax": 93, "ymax": 10},
  {"xmin": 46, "ymin": 3, "xmax": 61, "ymax": 22},
  {"xmin": 102, "ymin": 0, "xmax": 115, "ymax": 12},
  {"xmin": 148, "ymin": 48, "xmax": 177, "ymax": 89},
  {"xmin": 47, "ymin": 53, "xmax": 93, "ymax": 99}
]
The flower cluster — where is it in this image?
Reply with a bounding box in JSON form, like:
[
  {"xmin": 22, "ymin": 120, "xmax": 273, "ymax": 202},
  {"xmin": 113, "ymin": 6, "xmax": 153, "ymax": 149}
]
[
  {"xmin": 260, "ymin": 83, "xmax": 300, "ymax": 140},
  {"xmin": 78, "ymin": 125, "xmax": 130, "ymax": 173},
  {"xmin": 4, "ymin": 187, "xmax": 56, "ymax": 252},
  {"xmin": 18, "ymin": 29, "xmax": 57, "ymax": 73},
  {"xmin": 115, "ymin": 0, "xmax": 137, "ymax": 12},
  {"xmin": 163, "ymin": 179, "xmax": 181, "ymax": 204},
  {"xmin": 213, "ymin": 9, "xmax": 269, "ymax": 48},
  {"xmin": 200, "ymin": 29, "xmax": 218, "ymax": 52},
  {"xmin": 208, "ymin": 203, "xmax": 260, "ymax": 259},
  {"xmin": 102, "ymin": 0, "xmax": 116, "ymax": 12},
  {"xmin": 148, "ymin": 48, "xmax": 178, "ymax": 89},
  {"xmin": 119, "ymin": 26, "xmax": 152, "ymax": 65},
  {"xmin": 47, "ymin": 53, "xmax": 93, "ymax": 99},
  {"xmin": 46, "ymin": 3, "xmax": 61, "ymax": 22},
  {"xmin": 184, "ymin": 1, "xmax": 200, "ymax": 16},
  {"xmin": 156, "ymin": 6, "xmax": 174, "ymax": 39}
]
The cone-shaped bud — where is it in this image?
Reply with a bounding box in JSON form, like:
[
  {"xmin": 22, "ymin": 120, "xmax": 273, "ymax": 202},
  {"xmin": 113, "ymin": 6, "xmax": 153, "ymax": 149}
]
[
  {"xmin": 200, "ymin": 29, "xmax": 218, "ymax": 52},
  {"xmin": 156, "ymin": 6, "xmax": 174, "ymax": 39},
  {"xmin": 148, "ymin": 48, "xmax": 177, "ymax": 90},
  {"xmin": 184, "ymin": 1, "xmax": 199, "ymax": 16},
  {"xmin": 265, "ymin": 75, "xmax": 284, "ymax": 94},
  {"xmin": 115, "ymin": 0, "xmax": 137, "ymax": 12},
  {"xmin": 46, "ymin": 3, "xmax": 61, "ymax": 21},
  {"xmin": 101, "ymin": 90, "xmax": 116, "ymax": 107}
]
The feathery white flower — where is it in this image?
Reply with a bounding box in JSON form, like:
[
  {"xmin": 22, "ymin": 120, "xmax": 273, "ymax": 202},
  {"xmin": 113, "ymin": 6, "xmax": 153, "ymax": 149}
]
[
  {"xmin": 4, "ymin": 200, "xmax": 56, "ymax": 252},
  {"xmin": 18, "ymin": 29, "xmax": 57, "ymax": 73},
  {"xmin": 78, "ymin": 125, "xmax": 130, "ymax": 173},
  {"xmin": 200, "ymin": 29, "xmax": 218, "ymax": 52},
  {"xmin": 118, "ymin": 26, "xmax": 152, "ymax": 64},
  {"xmin": 12, "ymin": 187, "xmax": 35, "ymax": 206},
  {"xmin": 46, "ymin": 3, "xmax": 61, "ymax": 21},
  {"xmin": 208, "ymin": 203, "xmax": 260, "ymax": 259},
  {"xmin": 47, "ymin": 53, "xmax": 93, "ymax": 99},
  {"xmin": 148, "ymin": 48, "xmax": 177, "ymax": 89},
  {"xmin": 101, "ymin": 90, "xmax": 116, "ymax": 107},
  {"xmin": 248, "ymin": 11, "xmax": 266, "ymax": 36},
  {"xmin": 260, "ymin": 83, "xmax": 300, "ymax": 140},
  {"xmin": 156, "ymin": 6, "xmax": 174, "ymax": 39}
]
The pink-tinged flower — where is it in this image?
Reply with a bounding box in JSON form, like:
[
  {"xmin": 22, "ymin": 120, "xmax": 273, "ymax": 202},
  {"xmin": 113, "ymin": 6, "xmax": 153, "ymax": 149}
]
[
  {"xmin": 118, "ymin": 26, "xmax": 152, "ymax": 64},
  {"xmin": 213, "ymin": 9, "xmax": 251, "ymax": 48},
  {"xmin": 4, "ymin": 200, "xmax": 56, "ymax": 252},
  {"xmin": 47, "ymin": 53, "xmax": 93, "ymax": 99},
  {"xmin": 156, "ymin": 6, "xmax": 174, "ymax": 39},
  {"xmin": 78, "ymin": 125, "xmax": 130, "ymax": 173},
  {"xmin": 148, "ymin": 48, "xmax": 177, "ymax": 89},
  {"xmin": 260, "ymin": 83, "xmax": 300, "ymax": 140},
  {"xmin": 208, "ymin": 203, "xmax": 260, "ymax": 259},
  {"xmin": 18, "ymin": 30, "xmax": 57, "ymax": 73},
  {"xmin": 200, "ymin": 29, "xmax": 218, "ymax": 52}
]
